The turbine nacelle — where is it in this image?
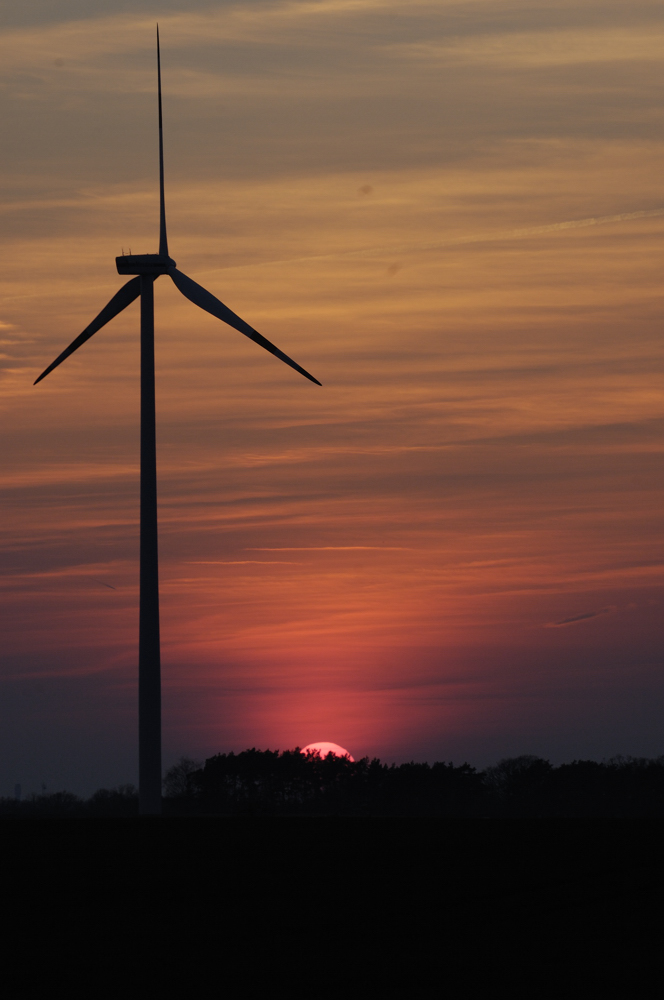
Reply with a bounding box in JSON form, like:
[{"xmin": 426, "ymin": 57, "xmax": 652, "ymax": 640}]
[{"xmin": 116, "ymin": 253, "xmax": 176, "ymax": 275}]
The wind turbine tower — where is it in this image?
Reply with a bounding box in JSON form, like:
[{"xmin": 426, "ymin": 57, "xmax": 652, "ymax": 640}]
[{"xmin": 35, "ymin": 30, "xmax": 321, "ymax": 815}]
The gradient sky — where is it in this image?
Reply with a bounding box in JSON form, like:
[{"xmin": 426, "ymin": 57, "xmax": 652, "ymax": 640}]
[{"xmin": 1, "ymin": 0, "xmax": 663, "ymax": 795}]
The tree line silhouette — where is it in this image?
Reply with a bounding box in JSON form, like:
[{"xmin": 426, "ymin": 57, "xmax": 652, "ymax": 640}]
[{"xmin": 2, "ymin": 749, "xmax": 664, "ymax": 816}]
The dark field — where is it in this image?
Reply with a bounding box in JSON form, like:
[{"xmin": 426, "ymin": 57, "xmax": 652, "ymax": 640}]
[{"xmin": 4, "ymin": 817, "xmax": 661, "ymax": 987}]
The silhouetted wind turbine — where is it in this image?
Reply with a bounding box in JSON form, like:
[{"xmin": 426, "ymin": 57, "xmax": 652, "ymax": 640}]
[{"xmin": 34, "ymin": 29, "xmax": 321, "ymax": 816}]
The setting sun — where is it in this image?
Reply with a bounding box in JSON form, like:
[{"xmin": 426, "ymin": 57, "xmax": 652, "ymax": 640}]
[{"xmin": 302, "ymin": 743, "xmax": 354, "ymax": 762}]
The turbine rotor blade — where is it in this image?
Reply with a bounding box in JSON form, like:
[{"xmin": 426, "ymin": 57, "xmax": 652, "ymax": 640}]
[
  {"xmin": 157, "ymin": 26, "xmax": 168, "ymax": 257},
  {"xmin": 169, "ymin": 268, "xmax": 321, "ymax": 386},
  {"xmin": 34, "ymin": 276, "xmax": 143, "ymax": 385}
]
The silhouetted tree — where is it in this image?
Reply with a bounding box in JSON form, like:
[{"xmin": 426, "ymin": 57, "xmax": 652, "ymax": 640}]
[
  {"xmin": 483, "ymin": 756, "xmax": 552, "ymax": 815},
  {"xmin": 87, "ymin": 785, "xmax": 138, "ymax": 817},
  {"xmin": 2, "ymin": 752, "xmax": 663, "ymax": 817},
  {"xmin": 189, "ymin": 748, "xmax": 484, "ymax": 816},
  {"xmin": 163, "ymin": 757, "xmax": 202, "ymax": 798}
]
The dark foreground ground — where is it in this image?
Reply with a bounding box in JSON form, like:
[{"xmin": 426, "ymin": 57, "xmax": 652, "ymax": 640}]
[{"xmin": 4, "ymin": 817, "xmax": 661, "ymax": 989}]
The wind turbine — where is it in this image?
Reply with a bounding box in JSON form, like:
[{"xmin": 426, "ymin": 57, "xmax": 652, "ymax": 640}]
[{"xmin": 34, "ymin": 29, "xmax": 321, "ymax": 816}]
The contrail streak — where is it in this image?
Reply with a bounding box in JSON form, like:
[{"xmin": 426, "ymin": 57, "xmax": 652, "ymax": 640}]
[
  {"xmin": 330, "ymin": 207, "xmax": 664, "ymax": 260},
  {"xmin": 202, "ymin": 207, "xmax": 664, "ymax": 274},
  {"xmin": 544, "ymin": 606, "xmax": 614, "ymax": 628}
]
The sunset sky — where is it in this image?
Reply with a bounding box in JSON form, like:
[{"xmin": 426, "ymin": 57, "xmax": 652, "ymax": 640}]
[{"xmin": 1, "ymin": 0, "xmax": 663, "ymax": 795}]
